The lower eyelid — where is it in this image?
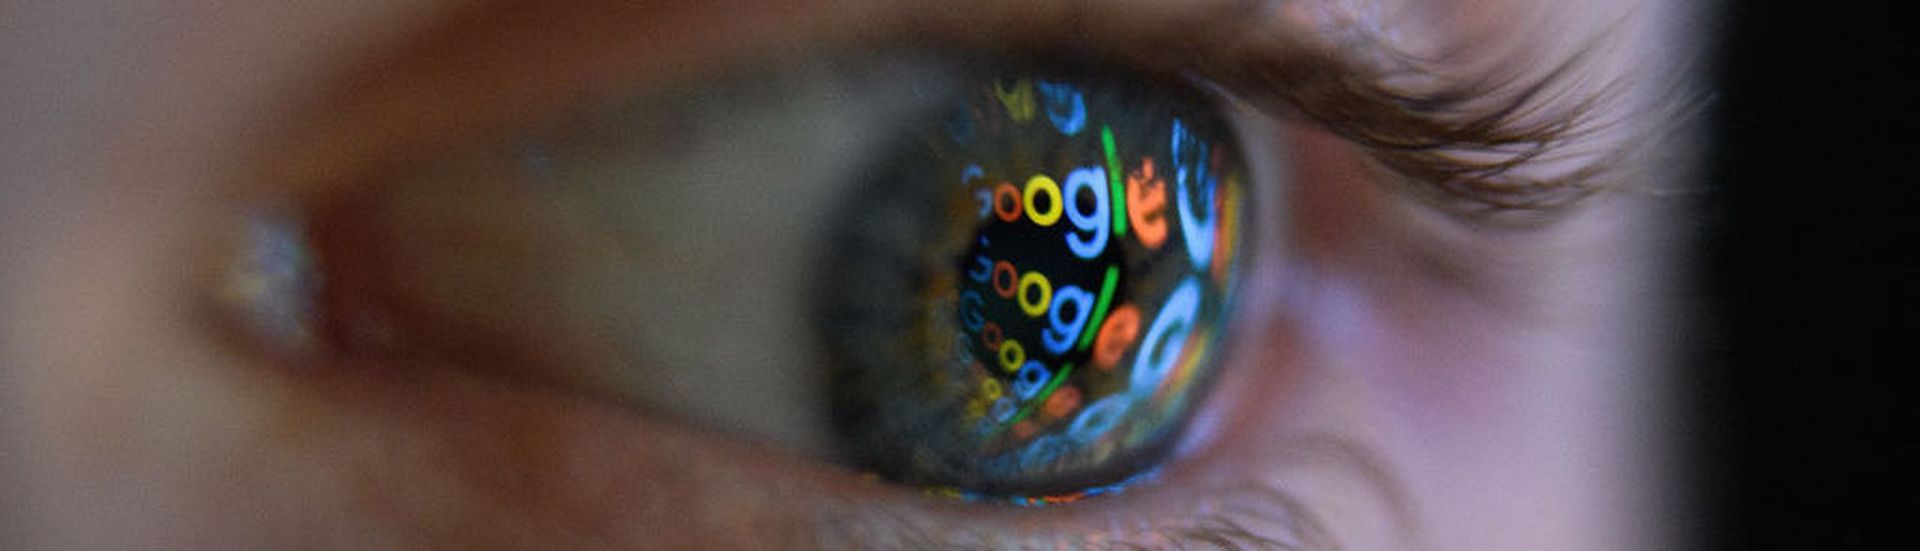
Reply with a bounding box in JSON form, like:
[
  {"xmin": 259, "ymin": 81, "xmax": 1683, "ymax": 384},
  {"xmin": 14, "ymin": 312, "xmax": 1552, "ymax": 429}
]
[
  {"xmin": 258, "ymin": 361, "xmax": 1380, "ymax": 549},
  {"xmin": 815, "ymin": 433, "xmax": 1410, "ymax": 549},
  {"xmin": 227, "ymin": 348, "xmax": 1286, "ymax": 548}
]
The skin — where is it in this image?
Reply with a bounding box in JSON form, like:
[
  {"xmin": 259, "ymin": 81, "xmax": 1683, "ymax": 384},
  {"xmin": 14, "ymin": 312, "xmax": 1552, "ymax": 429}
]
[{"xmin": 2, "ymin": 0, "xmax": 1700, "ymax": 548}]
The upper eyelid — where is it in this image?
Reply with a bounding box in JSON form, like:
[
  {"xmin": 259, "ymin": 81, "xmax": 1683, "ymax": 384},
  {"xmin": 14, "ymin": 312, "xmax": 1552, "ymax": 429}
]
[{"xmin": 235, "ymin": 0, "xmax": 1525, "ymax": 212}]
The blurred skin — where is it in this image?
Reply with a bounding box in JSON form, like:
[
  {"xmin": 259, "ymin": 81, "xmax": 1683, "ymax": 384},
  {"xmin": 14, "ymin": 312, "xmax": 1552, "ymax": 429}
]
[{"xmin": 1, "ymin": 0, "xmax": 1698, "ymax": 549}]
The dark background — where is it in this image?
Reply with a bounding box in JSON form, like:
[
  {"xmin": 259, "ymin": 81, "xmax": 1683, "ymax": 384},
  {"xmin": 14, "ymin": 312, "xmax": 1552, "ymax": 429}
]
[{"xmin": 1695, "ymin": 0, "xmax": 1915, "ymax": 547}]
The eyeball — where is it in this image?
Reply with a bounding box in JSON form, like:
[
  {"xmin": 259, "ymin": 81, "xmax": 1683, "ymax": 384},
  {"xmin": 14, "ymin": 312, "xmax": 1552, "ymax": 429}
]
[
  {"xmin": 819, "ymin": 63, "xmax": 1250, "ymax": 502},
  {"xmin": 213, "ymin": 51, "xmax": 1255, "ymax": 505}
]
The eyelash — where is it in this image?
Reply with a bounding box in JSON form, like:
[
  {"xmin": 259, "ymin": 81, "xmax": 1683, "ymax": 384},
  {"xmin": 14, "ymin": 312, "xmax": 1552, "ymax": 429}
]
[{"xmin": 1174, "ymin": 11, "xmax": 1699, "ymax": 222}]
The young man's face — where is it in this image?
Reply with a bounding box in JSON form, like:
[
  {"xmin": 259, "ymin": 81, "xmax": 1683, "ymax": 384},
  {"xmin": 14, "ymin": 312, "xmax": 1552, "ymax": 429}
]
[{"xmin": 2, "ymin": 0, "xmax": 1700, "ymax": 548}]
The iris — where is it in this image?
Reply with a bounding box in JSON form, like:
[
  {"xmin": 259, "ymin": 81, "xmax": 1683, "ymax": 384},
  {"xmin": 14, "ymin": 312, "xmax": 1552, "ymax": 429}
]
[{"xmin": 820, "ymin": 64, "xmax": 1250, "ymax": 501}]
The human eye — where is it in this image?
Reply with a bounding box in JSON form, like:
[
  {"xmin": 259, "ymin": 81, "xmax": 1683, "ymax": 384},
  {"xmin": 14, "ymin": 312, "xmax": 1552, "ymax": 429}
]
[
  {"xmin": 5, "ymin": 0, "xmax": 1696, "ymax": 548},
  {"xmin": 234, "ymin": 43, "xmax": 1290, "ymax": 514}
]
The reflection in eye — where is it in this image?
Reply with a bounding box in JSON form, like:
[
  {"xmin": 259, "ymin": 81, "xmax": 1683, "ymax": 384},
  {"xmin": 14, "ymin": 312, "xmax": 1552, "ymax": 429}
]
[
  {"xmin": 821, "ymin": 67, "xmax": 1248, "ymax": 502},
  {"xmin": 218, "ymin": 53, "xmax": 1251, "ymax": 508}
]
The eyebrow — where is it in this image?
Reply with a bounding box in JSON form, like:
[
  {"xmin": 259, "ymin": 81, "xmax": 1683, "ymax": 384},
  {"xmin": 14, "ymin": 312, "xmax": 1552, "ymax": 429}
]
[{"xmin": 249, "ymin": 0, "xmax": 1692, "ymax": 222}]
